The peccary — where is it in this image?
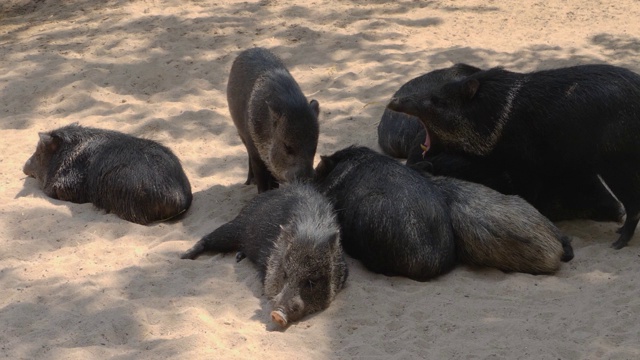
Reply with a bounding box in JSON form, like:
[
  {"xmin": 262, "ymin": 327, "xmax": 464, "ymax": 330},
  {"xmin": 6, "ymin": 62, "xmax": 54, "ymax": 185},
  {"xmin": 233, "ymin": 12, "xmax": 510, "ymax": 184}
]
[
  {"xmin": 23, "ymin": 124, "xmax": 192, "ymax": 225},
  {"xmin": 389, "ymin": 65, "xmax": 623, "ymax": 223},
  {"xmin": 314, "ymin": 146, "xmax": 456, "ymax": 281},
  {"xmin": 388, "ymin": 64, "xmax": 638, "ymax": 247},
  {"xmin": 378, "ymin": 63, "xmax": 482, "ymax": 159},
  {"xmin": 411, "ymin": 150, "xmax": 624, "ymax": 222},
  {"xmin": 180, "ymin": 183, "xmax": 347, "ymax": 328},
  {"xmin": 227, "ymin": 47, "xmax": 320, "ymax": 193},
  {"xmin": 424, "ymin": 173, "xmax": 574, "ymax": 274}
]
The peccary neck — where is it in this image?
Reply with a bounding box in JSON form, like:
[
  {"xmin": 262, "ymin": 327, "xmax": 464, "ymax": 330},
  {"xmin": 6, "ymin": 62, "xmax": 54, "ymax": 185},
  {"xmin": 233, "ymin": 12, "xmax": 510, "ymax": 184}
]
[{"xmin": 456, "ymin": 68, "xmax": 529, "ymax": 157}]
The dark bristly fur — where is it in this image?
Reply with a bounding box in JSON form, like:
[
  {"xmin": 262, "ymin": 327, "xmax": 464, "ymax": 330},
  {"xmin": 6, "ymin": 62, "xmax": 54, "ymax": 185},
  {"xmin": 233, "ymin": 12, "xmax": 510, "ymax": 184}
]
[
  {"xmin": 23, "ymin": 124, "xmax": 192, "ymax": 225},
  {"xmin": 180, "ymin": 183, "xmax": 348, "ymax": 328},
  {"xmin": 389, "ymin": 64, "xmax": 636, "ymax": 246},
  {"xmin": 227, "ymin": 47, "xmax": 320, "ymax": 193},
  {"xmin": 389, "ymin": 64, "xmax": 624, "ymax": 224},
  {"xmin": 426, "ymin": 174, "xmax": 573, "ymax": 274},
  {"xmin": 314, "ymin": 146, "xmax": 456, "ymax": 282}
]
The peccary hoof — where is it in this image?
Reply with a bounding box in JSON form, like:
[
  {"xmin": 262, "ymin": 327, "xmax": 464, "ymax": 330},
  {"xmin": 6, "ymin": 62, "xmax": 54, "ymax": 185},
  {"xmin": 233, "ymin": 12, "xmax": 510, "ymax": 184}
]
[
  {"xmin": 611, "ymin": 238, "xmax": 629, "ymax": 250},
  {"xmin": 271, "ymin": 310, "xmax": 288, "ymax": 327}
]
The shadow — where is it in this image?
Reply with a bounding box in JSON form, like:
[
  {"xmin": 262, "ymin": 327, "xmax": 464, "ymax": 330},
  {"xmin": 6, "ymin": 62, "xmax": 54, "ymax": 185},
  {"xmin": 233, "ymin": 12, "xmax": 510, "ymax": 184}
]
[{"xmin": 591, "ymin": 33, "xmax": 640, "ymax": 63}]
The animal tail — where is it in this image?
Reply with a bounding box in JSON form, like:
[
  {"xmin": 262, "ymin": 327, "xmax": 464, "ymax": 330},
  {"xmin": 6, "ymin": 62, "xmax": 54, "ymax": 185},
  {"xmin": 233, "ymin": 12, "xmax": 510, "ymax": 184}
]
[{"xmin": 560, "ymin": 236, "xmax": 574, "ymax": 262}]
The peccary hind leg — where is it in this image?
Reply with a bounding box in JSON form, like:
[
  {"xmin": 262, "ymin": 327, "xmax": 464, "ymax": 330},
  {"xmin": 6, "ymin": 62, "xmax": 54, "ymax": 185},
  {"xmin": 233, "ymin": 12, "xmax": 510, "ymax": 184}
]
[{"xmin": 598, "ymin": 160, "xmax": 640, "ymax": 249}]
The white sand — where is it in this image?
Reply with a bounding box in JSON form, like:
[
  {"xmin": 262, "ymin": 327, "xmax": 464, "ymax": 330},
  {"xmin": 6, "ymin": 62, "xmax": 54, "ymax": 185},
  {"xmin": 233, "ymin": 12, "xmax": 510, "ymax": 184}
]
[{"xmin": 1, "ymin": 0, "xmax": 640, "ymax": 358}]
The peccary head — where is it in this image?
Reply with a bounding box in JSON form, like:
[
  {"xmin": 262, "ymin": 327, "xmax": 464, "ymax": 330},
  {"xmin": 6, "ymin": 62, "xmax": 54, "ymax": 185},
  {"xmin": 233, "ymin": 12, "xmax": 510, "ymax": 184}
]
[
  {"xmin": 264, "ymin": 98, "xmax": 320, "ymax": 183},
  {"xmin": 263, "ymin": 212, "xmax": 347, "ymax": 328},
  {"xmin": 23, "ymin": 132, "xmax": 62, "ymax": 186},
  {"xmin": 387, "ymin": 64, "xmax": 509, "ymax": 156}
]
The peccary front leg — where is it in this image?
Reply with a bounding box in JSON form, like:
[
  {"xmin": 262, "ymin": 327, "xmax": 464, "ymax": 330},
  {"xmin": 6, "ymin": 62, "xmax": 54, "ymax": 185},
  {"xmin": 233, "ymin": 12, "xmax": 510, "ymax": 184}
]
[
  {"xmin": 250, "ymin": 156, "xmax": 278, "ymax": 193},
  {"xmin": 245, "ymin": 157, "xmax": 255, "ymax": 185},
  {"xmin": 180, "ymin": 223, "xmax": 241, "ymax": 259}
]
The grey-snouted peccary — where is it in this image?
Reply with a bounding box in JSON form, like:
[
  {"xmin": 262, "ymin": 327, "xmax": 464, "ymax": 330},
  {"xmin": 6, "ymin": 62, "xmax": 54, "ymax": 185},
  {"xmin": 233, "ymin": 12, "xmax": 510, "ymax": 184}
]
[
  {"xmin": 424, "ymin": 172, "xmax": 574, "ymax": 274},
  {"xmin": 23, "ymin": 124, "xmax": 192, "ymax": 225},
  {"xmin": 180, "ymin": 182, "xmax": 347, "ymax": 328},
  {"xmin": 377, "ymin": 63, "xmax": 482, "ymax": 159},
  {"xmin": 314, "ymin": 146, "xmax": 457, "ymax": 281},
  {"xmin": 227, "ymin": 47, "xmax": 320, "ymax": 193},
  {"xmin": 389, "ymin": 64, "xmax": 640, "ymax": 249}
]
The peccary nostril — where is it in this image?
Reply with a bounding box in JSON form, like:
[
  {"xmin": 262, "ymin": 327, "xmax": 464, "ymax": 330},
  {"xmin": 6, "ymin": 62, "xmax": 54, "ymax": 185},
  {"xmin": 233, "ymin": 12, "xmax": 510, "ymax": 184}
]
[{"xmin": 271, "ymin": 309, "xmax": 288, "ymax": 327}]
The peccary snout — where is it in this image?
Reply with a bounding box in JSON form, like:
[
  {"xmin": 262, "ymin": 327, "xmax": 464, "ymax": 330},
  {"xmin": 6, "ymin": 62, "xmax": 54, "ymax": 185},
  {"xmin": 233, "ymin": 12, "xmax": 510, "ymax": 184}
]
[{"xmin": 271, "ymin": 285, "xmax": 305, "ymax": 327}]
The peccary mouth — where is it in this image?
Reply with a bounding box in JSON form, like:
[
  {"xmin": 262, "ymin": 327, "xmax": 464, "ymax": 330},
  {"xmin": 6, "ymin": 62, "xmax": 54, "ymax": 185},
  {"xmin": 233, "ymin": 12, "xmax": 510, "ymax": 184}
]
[{"xmin": 420, "ymin": 126, "xmax": 431, "ymax": 156}]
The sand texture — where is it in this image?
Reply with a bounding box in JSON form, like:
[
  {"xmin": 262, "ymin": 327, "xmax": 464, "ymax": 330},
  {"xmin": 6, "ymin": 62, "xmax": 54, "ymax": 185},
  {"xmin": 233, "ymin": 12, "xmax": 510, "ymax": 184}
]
[{"xmin": 1, "ymin": 0, "xmax": 640, "ymax": 359}]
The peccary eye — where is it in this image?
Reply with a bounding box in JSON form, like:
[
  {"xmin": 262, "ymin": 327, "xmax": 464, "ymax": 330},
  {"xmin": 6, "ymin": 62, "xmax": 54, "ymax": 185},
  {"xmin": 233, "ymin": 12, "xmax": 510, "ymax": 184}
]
[{"xmin": 284, "ymin": 144, "xmax": 295, "ymax": 155}]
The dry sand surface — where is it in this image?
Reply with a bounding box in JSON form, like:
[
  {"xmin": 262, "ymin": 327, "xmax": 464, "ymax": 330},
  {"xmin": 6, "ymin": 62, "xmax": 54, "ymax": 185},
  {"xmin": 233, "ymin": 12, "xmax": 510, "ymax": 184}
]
[{"xmin": 1, "ymin": 0, "xmax": 640, "ymax": 359}]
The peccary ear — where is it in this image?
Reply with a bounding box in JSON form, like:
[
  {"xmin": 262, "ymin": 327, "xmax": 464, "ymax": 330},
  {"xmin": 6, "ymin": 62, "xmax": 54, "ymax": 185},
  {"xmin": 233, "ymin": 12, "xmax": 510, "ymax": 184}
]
[
  {"xmin": 309, "ymin": 99, "xmax": 320, "ymax": 117},
  {"xmin": 462, "ymin": 79, "xmax": 480, "ymax": 100},
  {"xmin": 319, "ymin": 155, "xmax": 336, "ymax": 171},
  {"xmin": 38, "ymin": 132, "xmax": 61, "ymax": 153}
]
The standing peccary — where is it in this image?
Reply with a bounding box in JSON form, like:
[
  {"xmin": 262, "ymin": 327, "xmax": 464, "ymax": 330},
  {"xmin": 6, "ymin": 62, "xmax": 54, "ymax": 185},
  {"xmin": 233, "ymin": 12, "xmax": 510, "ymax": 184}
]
[
  {"xmin": 180, "ymin": 183, "xmax": 347, "ymax": 328},
  {"xmin": 314, "ymin": 146, "xmax": 456, "ymax": 281},
  {"xmin": 424, "ymin": 173, "xmax": 574, "ymax": 274},
  {"xmin": 388, "ymin": 64, "xmax": 639, "ymax": 247},
  {"xmin": 412, "ymin": 150, "xmax": 624, "ymax": 222},
  {"xmin": 378, "ymin": 63, "xmax": 482, "ymax": 159},
  {"xmin": 227, "ymin": 47, "xmax": 320, "ymax": 193},
  {"xmin": 390, "ymin": 65, "xmax": 623, "ymax": 223},
  {"xmin": 23, "ymin": 124, "xmax": 192, "ymax": 225}
]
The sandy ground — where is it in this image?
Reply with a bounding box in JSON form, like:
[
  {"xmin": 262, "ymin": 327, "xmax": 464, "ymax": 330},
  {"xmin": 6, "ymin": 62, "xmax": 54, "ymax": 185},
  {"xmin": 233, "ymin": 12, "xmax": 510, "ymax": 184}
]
[{"xmin": 1, "ymin": 0, "xmax": 640, "ymax": 359}]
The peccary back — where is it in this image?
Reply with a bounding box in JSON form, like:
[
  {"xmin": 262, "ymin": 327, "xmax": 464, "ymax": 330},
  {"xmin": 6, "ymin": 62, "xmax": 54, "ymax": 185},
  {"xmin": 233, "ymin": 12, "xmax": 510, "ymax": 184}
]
[
  {"xmin": 227, "ymin": 47, "xmax": 320, "ymax": 193},
  {"xmin": 428, "ymin": 175, "xmax": 573, "ymax": 274},
  {"xmin": 180, "ymin": 183, "xmax": 347, "ymax": 328},
  {"xmin": 314, "ymin": 146, "xmax": 456, "ymax": 281},
  {"xmin": 23, "ymin": 124, "xmax": 192, "ymax": 225}
]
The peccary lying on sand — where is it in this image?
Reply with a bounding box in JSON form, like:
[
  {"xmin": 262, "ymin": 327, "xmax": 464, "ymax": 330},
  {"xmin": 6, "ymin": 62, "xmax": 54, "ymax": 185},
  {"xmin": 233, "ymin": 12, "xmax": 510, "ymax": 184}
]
[
  {"xmin": 314, "ymin": 146, "xmax": 456, "ymax": 281},
  {"xmin": 425, "ymin": 173, "xmax": 574, "ymax": 274},
  {"xmin": 227, "ymin": 47, "xmax": 320, "ymax": 193},
  {"xmin": 180, "ymin": 183, "xmax": 347, "ymax": 328},
  {"xmin": 23, "ymin": 124, "xmax": 192, "ymax": 225},
  {"xmin": 378, "ymin": 63, "xmax": 482, "ymax": 159},
  {"xmin": 389, "ymin": 64, "xmax": 639, "ymax": 248}
]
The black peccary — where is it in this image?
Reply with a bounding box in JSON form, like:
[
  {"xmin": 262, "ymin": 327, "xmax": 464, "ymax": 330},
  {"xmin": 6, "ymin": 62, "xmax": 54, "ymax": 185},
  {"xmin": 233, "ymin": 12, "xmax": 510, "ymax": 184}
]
[
  {"xmin": 23, "ymin": 124, "xmax": 192, "ymax": 225},
  {"xmin": 410, "ymin": 150, "xmax": 624, "ymax": 222},
  {"xmin": 425, "ymin": 174, "xmax": 573, "ymax": 274},
  {"xmin": 388, "ymin": 64, "xmax": 639, "ymax": 248},
  {"xmin": 314, "ymin": 146, "xmax": 456, "ymax": 281},
  {"xmin": 227, "ymin": 47, "xmax": 320, "ymax": 193},
  {"xmin": 180, "ymin": 183, "xmax": 348, "ymax": 328},
  {"xmin": 378, "ymin": 63, "xmax": 482, "ymax": 159}
]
